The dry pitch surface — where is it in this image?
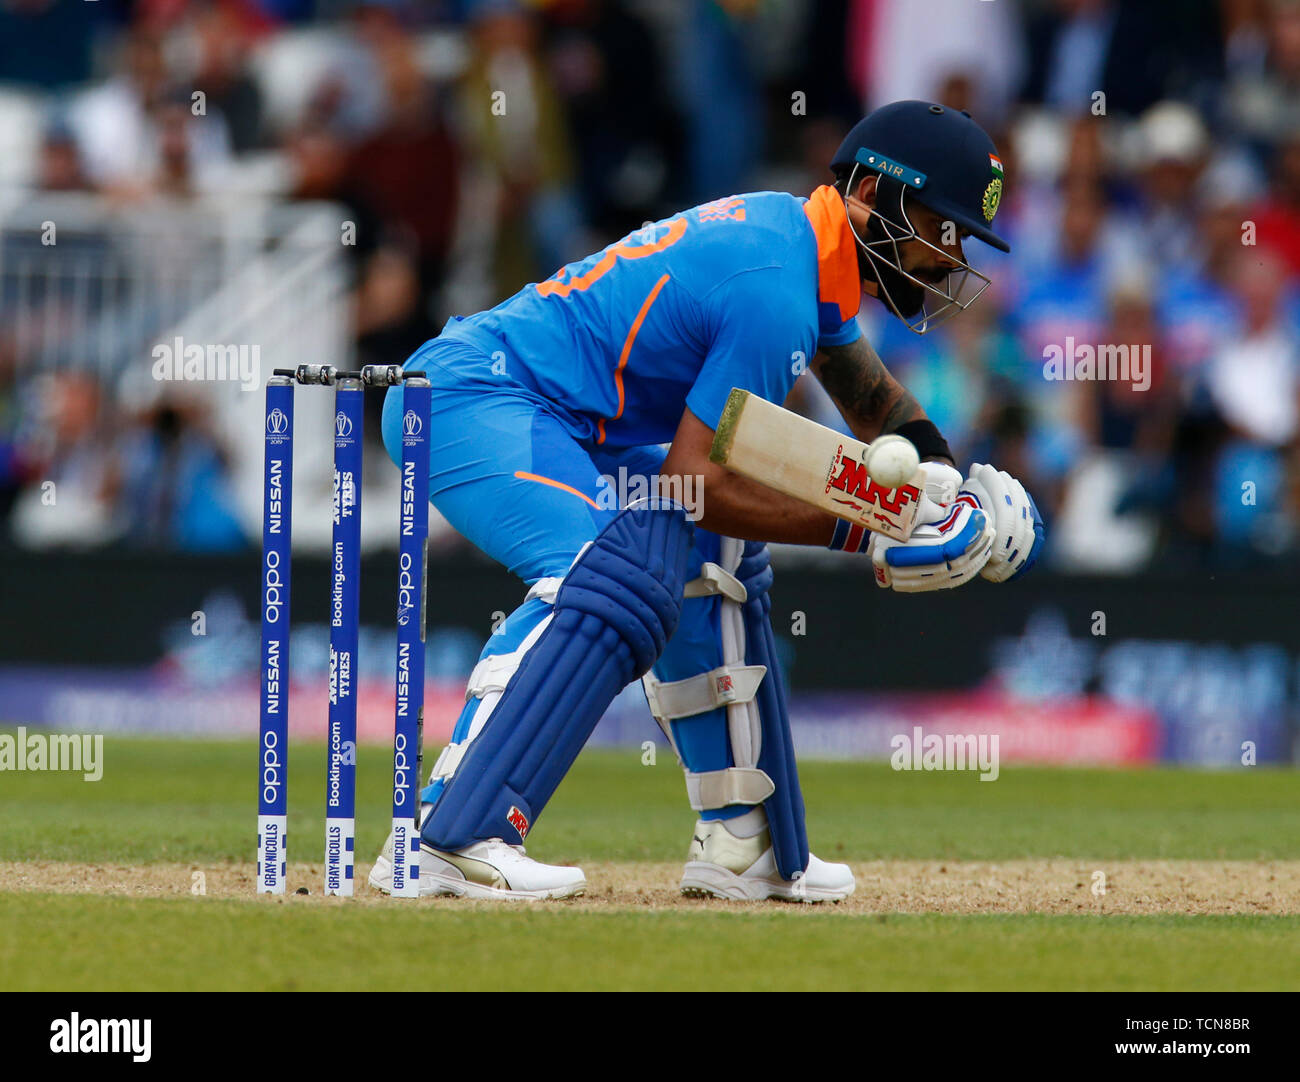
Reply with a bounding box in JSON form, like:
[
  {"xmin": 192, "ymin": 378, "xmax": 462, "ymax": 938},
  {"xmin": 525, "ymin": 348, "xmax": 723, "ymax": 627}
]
[{"xmin": 5, "ymin": 859, "xmax": 1299, "ymax": 915}]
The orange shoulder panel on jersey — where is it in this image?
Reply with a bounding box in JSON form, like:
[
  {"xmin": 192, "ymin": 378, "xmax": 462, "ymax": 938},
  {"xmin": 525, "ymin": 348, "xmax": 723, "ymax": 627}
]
[{"xmin": 802, "ymin": 185, "xmax": 861, "ymax": 324}]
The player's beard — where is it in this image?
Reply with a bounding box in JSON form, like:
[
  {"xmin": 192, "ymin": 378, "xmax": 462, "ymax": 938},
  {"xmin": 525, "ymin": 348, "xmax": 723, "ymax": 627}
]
[{"xmin": 859, "ymin": 213, "xmax": 929, "ymax": 319}]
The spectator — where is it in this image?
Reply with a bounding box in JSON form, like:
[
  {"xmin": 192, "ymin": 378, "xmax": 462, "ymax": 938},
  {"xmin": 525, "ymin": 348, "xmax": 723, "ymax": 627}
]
[
  {"xmin": 190, "ymin": 3, "xmax": 267, "ymax": 153},
  {"xmin": 114, "ymin": 400, "xmax": 246, "ymax": 552},
  {"xmin": 1225, "ymin": 0, "xmax": 1300, "ymax": 151},
  {"xmin": 1159, "ymin": 154, "xmax": 1263, "ymax": 374},
  {"xmin": 1019, "ymin": 0, "xmax": 1199, "ymax": 117},
  {"xmin": 1126, "ymin": 101, "xmax": 1210, "ymax": 275},
  {"xmin": 1252, "ymin": 133, "xmax": 1300, "ymax": 275},
  {"xmin": 9, "ymin": 372, "xmax": 121, "ymax": 549},
  {"xmin": 848, "ymin": 0, "xmax": 1023, "ymax": 122},
  {"xmin": 460, "ymin": 0, "xmax": 583, "ymax": 294},
  {"xmin": 545, "ymin": 0, "xmax": 681, "ymax": 239},
  {"xmin": 672, "ymin": 0, "xmax": 762, "ymax": 204},
  {"xmin": 346, "ymin": 3, "xmax": 460, "ymax": 287},
  {"xmin": 1043, "ymin": 278, "xmax": 1173, "ymax": 573},
  {"xmin": 35, "ymin": 117, "xmax": 90, "ymax": 192},
  {"xmin": 1206, "ymin": 247, "xmax": 1299, "ymax": 558},
  {"xmin": 1081, "ymin": 276, "xmax": 1178, "ymax": 456},
  {"xmin": 1017, "ymin": 182, "xmax": 1128, "ymax": 360},
  {"xmin": 888, "ymin": 285, "xmax": 1025, "ymax": 462},
  {"xmin": 0, "ymin": 336, "xmax": 28, "ymax": 535},
  {"xmin": 1208, "ymin": 247, "xmax": 1299, "ymax": 448},
  {"xmin": 68, "ymin": 29, "xmax": 234, "ymax": 197}
]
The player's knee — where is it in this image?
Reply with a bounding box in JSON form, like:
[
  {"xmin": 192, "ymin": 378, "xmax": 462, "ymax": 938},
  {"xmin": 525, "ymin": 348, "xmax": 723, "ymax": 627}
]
[{"xmin": 557, "ymin": 504, "xmax": 694, "ymax": 674}]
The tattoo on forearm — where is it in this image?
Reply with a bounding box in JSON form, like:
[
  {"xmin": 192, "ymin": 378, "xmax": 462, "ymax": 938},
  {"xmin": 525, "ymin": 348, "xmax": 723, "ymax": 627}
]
[{"xmin": 815, "ymin": 337, "xmax": 927, "ymax": 435}]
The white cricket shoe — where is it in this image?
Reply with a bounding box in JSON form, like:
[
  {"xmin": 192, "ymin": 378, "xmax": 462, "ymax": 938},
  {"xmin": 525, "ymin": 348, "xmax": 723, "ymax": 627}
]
[
  {"xmin": 680, "ymin": 818, "xmax": 855, "ymax": 903},
  {"xmin": 368, "ymin": 808, "xmax": 431, "ymax": 895},
  {"xmin": 369, "ymin": 824, "xmax": 586, "ymax": 901},
  {"xmin": 367, "ymin": 826, "xmax": 422, "ymax": 894}
]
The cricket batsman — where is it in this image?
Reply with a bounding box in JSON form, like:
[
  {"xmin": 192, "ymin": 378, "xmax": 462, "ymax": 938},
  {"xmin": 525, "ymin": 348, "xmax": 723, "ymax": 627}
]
[{"xmin": 370, "ymin": 100, "xmax": 1044, "ymax": 901}]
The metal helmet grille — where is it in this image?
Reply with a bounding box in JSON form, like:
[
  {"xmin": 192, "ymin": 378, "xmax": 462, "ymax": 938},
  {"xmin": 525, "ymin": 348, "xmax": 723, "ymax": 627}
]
[{"xmin": 845, "ymin": 163, "xmax": 992, "ymax": 336}]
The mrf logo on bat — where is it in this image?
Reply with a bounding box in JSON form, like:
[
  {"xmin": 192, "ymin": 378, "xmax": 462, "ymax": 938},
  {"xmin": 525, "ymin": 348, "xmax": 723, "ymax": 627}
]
[{"xmin": 824, "ymin": 443, "xmax": 921, "ymax": 517}]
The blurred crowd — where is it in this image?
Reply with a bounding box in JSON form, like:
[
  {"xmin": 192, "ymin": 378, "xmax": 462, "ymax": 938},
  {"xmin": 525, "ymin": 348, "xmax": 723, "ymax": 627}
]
[{"xmin": 0, "ymin": 0, "xmax": 1296, "ymax": 572}]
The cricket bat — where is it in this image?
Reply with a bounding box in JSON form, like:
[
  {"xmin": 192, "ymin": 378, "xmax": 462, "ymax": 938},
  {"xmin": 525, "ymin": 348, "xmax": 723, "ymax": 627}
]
[{"xmin": 709, "ymin": 388, "xmax": 925, "ymax": 542}]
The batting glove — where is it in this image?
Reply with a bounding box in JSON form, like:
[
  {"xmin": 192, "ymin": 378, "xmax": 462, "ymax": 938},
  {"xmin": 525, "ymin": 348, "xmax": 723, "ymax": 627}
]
[
  {"xmin": 955, "ymin": 463, "xmax": 1045, "ymax": 582},
  {"xmin": 868, "ymin": 497, "xmax": 995, "ymax": 592},
  {"xmin": 915, "ymin": 460, "xmax": 963, "ymax": 506}
]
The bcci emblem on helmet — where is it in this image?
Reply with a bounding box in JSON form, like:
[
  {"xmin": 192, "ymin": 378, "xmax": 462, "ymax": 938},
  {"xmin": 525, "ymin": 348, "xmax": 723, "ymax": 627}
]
[{"xmin": 982, "ymin": 177, "xmax": 1002, "ymax": 222}]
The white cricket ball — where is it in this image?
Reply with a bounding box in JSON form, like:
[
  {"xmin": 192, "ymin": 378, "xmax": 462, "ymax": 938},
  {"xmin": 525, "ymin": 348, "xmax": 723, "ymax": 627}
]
[{"xmin": 863, "ymin": 434, "xmax": 920, "ymax": 489}]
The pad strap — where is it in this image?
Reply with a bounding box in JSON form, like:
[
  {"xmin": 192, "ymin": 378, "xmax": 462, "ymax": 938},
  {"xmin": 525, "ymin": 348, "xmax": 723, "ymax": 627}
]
[
  {"xmin": 525, "ymin": 577, "xmax": 563, "ymax": 604},
  {"xmin": 683, "ymin": 562, "xmax": 747, "ymax": 603},
  {"xmin": 430, "ymin": 741, "xmax": 466, "ymax": 781},
  {"xmin": 465, "ymin": 650, "xmax": 522, "ymax": 699},
  {"xmin": 685, "ymin": 768, "xmax": 775, "ymax": 811},
  {"xmin": 643, "ymin": 541, "xmax": 777, "ymax": 812},
  {"xmin": 643, "ymin": 664, "xmax": 765, "ymax": 720}
]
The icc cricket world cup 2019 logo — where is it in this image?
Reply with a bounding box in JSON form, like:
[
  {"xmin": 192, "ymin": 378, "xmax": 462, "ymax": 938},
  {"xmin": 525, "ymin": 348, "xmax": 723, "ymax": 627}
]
[
  {"xmin": 266, "ymin": 407, "xmax": 289, "ymax": 440},
  {"xmin": 402, "ymin": 409, "xmax": 422, "ymax": 440},
  {"xmin": 334, "ymin": 410, "xmax": 353, "ymax": 440}
]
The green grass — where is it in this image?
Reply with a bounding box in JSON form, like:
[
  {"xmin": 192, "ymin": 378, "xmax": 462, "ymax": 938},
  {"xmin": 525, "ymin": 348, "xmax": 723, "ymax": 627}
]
[
  {"xmin": 1, "ymin": 897, "xmax": 1295, "ymax": 991},
  {"xmin": 2, "ymin": 735, "xmax": 1297, "ymax": 990},
  {"xmin": 0, "ymin": 735, "xmax": 1297, "ymax": 864}
]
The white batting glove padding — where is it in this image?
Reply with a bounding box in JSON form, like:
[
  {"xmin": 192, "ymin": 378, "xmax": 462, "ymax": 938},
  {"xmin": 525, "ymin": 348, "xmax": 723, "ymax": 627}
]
[
  {"xmin": 916, "ymin": 460, "xmax": 963, "ymax": 506},
  {"xmin": 868, "ymin": 498, "xmax": 996, "ymax": 592},
  {"xmin": 957, "ymin": 464, "xmax": 1042, "ymax": 583}
]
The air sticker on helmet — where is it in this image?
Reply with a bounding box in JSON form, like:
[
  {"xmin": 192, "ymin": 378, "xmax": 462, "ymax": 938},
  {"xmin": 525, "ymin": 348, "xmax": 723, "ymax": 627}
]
[{"xmin": 854, "ymin": 147, "xmax": 927, "ymax": 190}]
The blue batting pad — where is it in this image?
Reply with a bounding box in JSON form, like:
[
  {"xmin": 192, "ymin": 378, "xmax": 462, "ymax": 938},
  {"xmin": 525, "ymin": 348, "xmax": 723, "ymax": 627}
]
[{"xmin": 422, "ymin": 504, "xmax": 693, "ymax": 849}]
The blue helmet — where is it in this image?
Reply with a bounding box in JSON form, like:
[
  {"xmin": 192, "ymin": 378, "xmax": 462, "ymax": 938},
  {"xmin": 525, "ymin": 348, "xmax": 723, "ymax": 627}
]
[{"xmin": 831, "ymin": 100, "xmax": 1009, "ymax": 333}]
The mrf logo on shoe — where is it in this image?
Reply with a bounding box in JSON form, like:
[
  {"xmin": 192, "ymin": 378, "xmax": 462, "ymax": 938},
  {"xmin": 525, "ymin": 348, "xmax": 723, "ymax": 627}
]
[{"xmin": 507, "ymin": 806, "xmax": 530, "ymax": 839}]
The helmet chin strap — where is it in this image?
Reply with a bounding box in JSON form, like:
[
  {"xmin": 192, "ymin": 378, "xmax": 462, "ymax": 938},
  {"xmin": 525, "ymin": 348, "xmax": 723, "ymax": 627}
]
[{"xmin": 842, "ymin": 163, "xmax": 992, "ymax": 336}]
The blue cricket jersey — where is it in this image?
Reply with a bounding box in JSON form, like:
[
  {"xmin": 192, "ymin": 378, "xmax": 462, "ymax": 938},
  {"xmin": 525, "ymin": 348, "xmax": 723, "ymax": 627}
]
[{"xmin": 426, "ymin": 186, "xmax": 863, "ymax": 448}]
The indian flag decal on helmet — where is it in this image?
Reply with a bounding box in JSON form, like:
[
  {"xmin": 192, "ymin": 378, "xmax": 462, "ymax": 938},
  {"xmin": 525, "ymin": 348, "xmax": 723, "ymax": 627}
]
[{"xmin": 989, "ymin": 154, "xmax": 1004, "ymax": 177}]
